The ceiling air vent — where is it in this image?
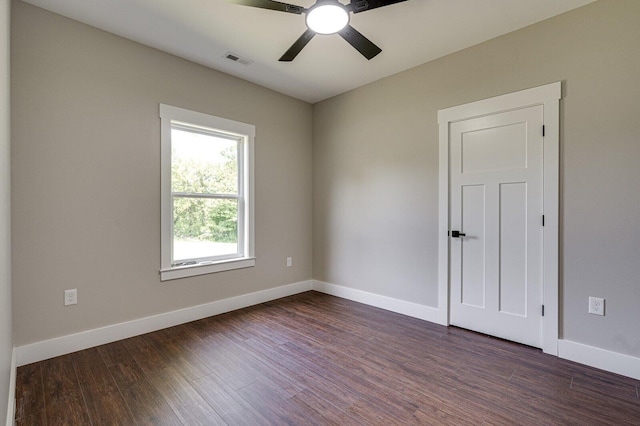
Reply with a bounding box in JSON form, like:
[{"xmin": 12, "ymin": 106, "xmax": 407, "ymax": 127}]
[{"xmin": 223, "ymin": 52, "xmax": 253, "ymax": 66}]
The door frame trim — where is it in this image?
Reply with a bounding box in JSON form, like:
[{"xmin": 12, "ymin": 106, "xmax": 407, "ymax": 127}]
[{"xmin": 437, "ymin": 82, "xmax": 561, "ymax": 355}]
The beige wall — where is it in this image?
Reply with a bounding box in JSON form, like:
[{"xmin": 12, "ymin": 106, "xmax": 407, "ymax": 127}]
[
  {"xmin": 11, "ymin": 1, "xmax": 313, "ymax": 346},
  {"xmin": 1, "ymin": 0, "xmax": 12, "ymax": 421},
  {"xmin": 313, "ymin": 0, "xmax": 640, "ymax": 356},
  {"xmin": 10, "ymin": 0, "xmax": 640, "ymax": 364}
]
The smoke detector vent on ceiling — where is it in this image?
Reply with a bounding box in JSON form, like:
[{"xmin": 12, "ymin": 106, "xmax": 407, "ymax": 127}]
[{"xmin": 223, "ymin": 52, "xmax": 253, "ymax": 66}]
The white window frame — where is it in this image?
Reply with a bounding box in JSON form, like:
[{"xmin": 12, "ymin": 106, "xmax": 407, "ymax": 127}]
[{"xmin": 159, "ymin": 104, "xmax": 255, "ymax": 281}]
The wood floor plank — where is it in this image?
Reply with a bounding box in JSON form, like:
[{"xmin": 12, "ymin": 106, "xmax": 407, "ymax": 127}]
[
  {"xmin": 411, "ymin": 406, "xmax": 479, "ymax": 426},
  {"xmin": 72, "ymin": 347, "xmax": 120, "ymax": 394},
  {"xmin": 570, "ymin": 370, "xmax": 639, "ymax": 403},
  {"xmin": 253, "ymin": 341, "xmax": 406, "ymax": 426},
  {"xmin": 235, "ymin": 379, "xmax": 326, "ymax": 425},
  {"xmin": 190, "ymin": 372, "xmax": 270, "ymax": 425},
  {"xmin": 205, "ymin": 311, "xmax": 255, "ymax": 343},
  {"xmin": 15, "ymin": 291, "xmax": 640, "ymax": 425},
  {"xmin": 121, "ymin": 333, "xmax": 172, "ymax": 373},
  {"xmin": 109, "ymin": 358, "xmax": 183, "ymax": 425},
  {"xmin": 82, "ymin": 389, "xmax": 135, "ymax": 425},
  {"xmin": 15, "ymin": 412, "xmax": 47, "ymax": 426},
  {"xmin": 288, "ymin": 390, "xmax": 364, "ymax": 426},
  {"xmin": 72, "ymin": 347, "xmax": 134, "ymax": 424},
  {"xmin": 14, "ymin": 363, "xmax": 44, "ymax": 423},
  {"xmin": 281, "ymin": 341, "xmax": 418, "ymax": 422},
  {"xmin": 184, "ymin": 332, "xmax": 263, "ymax": 390},
  {"xmin": 41, "ymin": 354, "xmax": 92, "ymax": 425},
  {"xmin": 183, "ymin": 327, "xmax": 302, "ymax": 399},
  {"xmin": 241, "ymin": 317, "xmax": 414, "ymax": 424},
  {"xmin": 241, "ymin": 337, "xmax": 362, "ymax": 412},
  {"xmin": 212, "ymin": 335, "xmax": 303, "ymax": 398},
  {"xmin": 123, "ymin": 329, "xmax": 212, "ymax": 392},
  {"xmin": 145, "ymin": 327, "xmax": 212, "ymax": 381},
  {"xmin": 144, "ymin": 366, "xmax": 226, "ymax": 425},
  {"xmin": 97, "ymin": 339, "xmax": 134, "ymax": 367}
]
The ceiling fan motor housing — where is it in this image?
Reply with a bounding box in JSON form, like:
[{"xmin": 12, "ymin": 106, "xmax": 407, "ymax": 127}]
[{"xmin": 306, "ymin": 1, "xmax": 351, "ymax": 35}]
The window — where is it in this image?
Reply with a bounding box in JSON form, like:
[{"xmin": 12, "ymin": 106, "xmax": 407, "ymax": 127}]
[{"xmin": 160, "ymin": 104, "xmax": 255, "ymax": 281}]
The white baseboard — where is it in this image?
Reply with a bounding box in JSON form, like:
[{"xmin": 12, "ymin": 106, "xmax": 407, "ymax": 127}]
[
  {"xmin": 14, "ymin": 278, "xmax": 640, "ymax": 384},
  {"xmin": 15, "ymin": 280, "xmax": 313, "ymax": 366},
  {"xmin": 312, "ymin": 280, "xmax": 439, "ymax": 324},
  {"xmin": 6, "ymin": 348, "xmax": 16, "ymax": 426},
  {"xmin": 558, "ymin": 339, "xmax": 640, "ymax": 381}
]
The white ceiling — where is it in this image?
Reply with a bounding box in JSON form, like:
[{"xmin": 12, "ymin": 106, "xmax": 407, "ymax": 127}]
[{"xmin": 21, "ymin": 0, "xmax": 595, "ymax": 103}]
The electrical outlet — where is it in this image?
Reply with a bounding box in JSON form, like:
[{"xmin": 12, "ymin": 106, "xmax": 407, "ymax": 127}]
[
  {"xmin": 64, "ymin": 289, "xmax": 77, "ymax": 306},
  {"xmin": 588, "ymin": 297, "xmax": 604, "ymax": 316},
  {"xmin": 286, "ymin": 257, "xmax": 292, "ymax": 267}
]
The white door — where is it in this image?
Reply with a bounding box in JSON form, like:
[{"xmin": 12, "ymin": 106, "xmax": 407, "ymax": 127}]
[{"xmin": 449, "ymin": 105, "xmax": 544, "ymax": 348}]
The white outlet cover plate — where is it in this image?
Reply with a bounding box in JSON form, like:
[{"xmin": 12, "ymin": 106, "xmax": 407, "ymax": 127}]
[
  {"xmin": 64, "ymin": 289, "xmax": 78, "ymax": 306},
  {"xmin": 588, "ymin": 296, "xmax": 604, "ymax": 316}
]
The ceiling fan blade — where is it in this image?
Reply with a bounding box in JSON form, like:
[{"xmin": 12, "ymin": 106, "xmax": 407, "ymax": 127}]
[
  {"xmin": 348, "ymin": 0, "xmax": 407, "ymax": 13},
  {"xmin": 227, "ymin": 0, "xmax": 306, "ymax": 14},
  {"xmin": 338, "ymin": 25, "xmax": 382, "ymax": 60},
  {"xmin": 279, "ymin": 29, "xmax": 316, "ymax": 61}
]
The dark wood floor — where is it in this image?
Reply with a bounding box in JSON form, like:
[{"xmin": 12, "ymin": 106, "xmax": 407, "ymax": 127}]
[{"xmin": 15, "ymin": 291, "xmax": 640, "ymax": 425}]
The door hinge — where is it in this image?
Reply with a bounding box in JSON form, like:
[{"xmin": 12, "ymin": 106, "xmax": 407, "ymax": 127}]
[
  {"xmin": 542, "ymin": 215, "xmax": 545, "ymax": 226},
  {"xmin": 542, "ymin": 305, "xmax": 545, "ymax": 316},
  {"xmin": 542, "ymin": 125, "xmax": 546, "ymax": 137}
]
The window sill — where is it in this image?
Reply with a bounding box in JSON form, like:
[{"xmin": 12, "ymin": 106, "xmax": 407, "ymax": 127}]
[{"xmin": 160, "ymin": 257, "xmax": 255, "ymax": 281}]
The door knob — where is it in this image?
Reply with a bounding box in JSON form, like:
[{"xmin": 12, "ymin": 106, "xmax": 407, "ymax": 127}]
[{"xmin": 451, "ymin": 230, "xmax": 466, "ymax": 238}]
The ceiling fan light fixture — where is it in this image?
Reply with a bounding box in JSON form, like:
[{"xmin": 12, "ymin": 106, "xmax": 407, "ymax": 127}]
[{"xmin": 306, "ymin": 3, "xmax": 349, "ymax": 35}]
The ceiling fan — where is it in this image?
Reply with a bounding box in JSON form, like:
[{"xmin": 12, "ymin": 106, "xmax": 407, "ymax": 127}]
[{"xmin": 229, "ymin": 0, "xmax": 408, "ymax": 61}]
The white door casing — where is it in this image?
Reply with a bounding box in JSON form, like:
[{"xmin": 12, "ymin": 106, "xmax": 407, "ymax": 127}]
[{"xmin": 437, "ymin": 82, "xmax": 561, "ymax": 355}]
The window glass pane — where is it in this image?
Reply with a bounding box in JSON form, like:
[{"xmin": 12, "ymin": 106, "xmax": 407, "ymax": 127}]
[
  {"xmin": 173, "ymin": 197, "xmax": 238, "ymax": 261},
  {"xmin": 171, "ymin": 128, "xmax": 238, "ymax": 194}
]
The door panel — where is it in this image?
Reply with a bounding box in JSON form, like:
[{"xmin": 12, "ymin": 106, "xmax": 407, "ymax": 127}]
[
  {"xmin": 450, "ymin": 106, "xmax": 543, "ymax": 348},
  {"xmin": 461, "ymin": 122, "xmax": 527, "ymax": 173},
  {"xmin": 499, "ymin": 182, "xmax": 527, "ymax": 316},
  {"xmin": 460, "ymin": 184, "xmax": 485, "ymax": 308}
]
